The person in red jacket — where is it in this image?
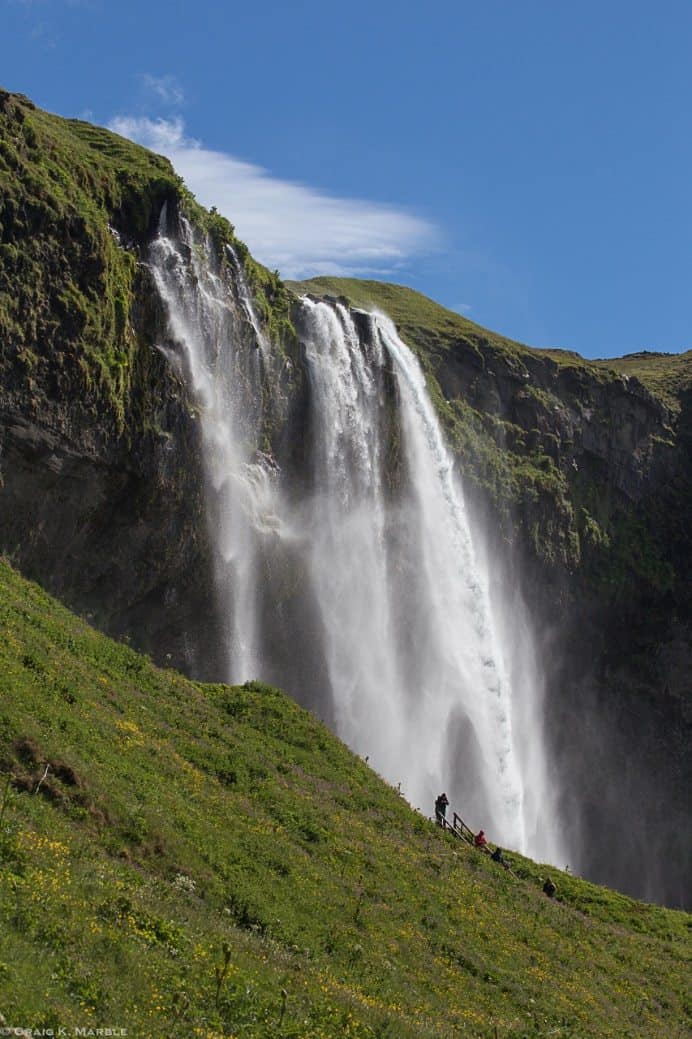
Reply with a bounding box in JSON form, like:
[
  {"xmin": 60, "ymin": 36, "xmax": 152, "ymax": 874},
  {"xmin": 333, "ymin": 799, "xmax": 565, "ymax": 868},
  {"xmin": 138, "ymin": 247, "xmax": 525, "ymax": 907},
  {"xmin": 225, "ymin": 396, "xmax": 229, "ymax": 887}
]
[{"xmin": 474, "ymin": 829, "xmax": 488, "ymax": 848}]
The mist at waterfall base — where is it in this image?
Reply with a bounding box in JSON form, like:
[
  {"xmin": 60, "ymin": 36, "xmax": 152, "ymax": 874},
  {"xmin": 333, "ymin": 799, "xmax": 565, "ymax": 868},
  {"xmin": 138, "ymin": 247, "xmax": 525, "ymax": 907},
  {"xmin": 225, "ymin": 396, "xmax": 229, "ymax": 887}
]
[{"xmin": 150, "ymin": 214, "xmax": 565, "ymax": 866}]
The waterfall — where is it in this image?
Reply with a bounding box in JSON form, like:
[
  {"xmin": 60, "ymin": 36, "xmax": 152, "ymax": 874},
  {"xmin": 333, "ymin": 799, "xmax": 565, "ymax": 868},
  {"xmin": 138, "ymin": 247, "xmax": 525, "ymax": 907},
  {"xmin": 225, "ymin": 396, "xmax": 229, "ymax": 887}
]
[
  {"xmin": 299, "ymin": 302, "xmax": 529, "ymax": 851},
  {"xmin": 150, "ymin": 216, "xmax": 561, "ymax": 860},
  {"xmin": 225, "ymin": 244, "xmax": 271, "ymax": 364},
  {"xmin": 149, "ymin": 213, "xmax": 280, "ymax": 683},
  {"xmin": 298, "ymin": 300, "xmax": 408, "ymax": 785}
]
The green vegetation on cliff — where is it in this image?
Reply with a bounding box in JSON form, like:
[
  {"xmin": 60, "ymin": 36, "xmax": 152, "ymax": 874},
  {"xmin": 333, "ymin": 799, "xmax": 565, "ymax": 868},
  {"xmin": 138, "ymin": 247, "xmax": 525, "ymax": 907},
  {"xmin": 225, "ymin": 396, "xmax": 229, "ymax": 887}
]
[
  {"xmin": 0, "ymin": 558, "xmax": 689, "ymax": 1039},
  {"xmin": 0, "ymin": 90, "xmax": 293, "ymax": 433},
  {"xmin": 1, "ymin": 82, "xmax": 685, "ymax": 586},
  {"xmin": 592, "ymin": 350, "xmax": 692, "ymax": 415},
  {"xmin": 0, "ymin": 90, "xmax": 180, "ymax": 427}
]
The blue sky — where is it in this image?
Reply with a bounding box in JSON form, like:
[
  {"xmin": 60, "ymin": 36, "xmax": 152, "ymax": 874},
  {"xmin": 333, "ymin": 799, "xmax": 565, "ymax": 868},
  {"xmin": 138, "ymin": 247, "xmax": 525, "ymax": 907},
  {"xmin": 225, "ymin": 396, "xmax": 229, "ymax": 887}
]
[{"xmin": 3, "ymin": 0, "xmax": 690, "ymax": 357}]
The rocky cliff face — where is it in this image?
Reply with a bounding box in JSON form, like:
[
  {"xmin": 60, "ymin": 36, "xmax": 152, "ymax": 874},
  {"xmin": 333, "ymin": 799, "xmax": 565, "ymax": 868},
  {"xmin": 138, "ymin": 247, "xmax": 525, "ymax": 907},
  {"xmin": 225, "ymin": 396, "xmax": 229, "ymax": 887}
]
[{"xmin": 1, "ymin": 93, "xmax": 689, "ymax": 906}]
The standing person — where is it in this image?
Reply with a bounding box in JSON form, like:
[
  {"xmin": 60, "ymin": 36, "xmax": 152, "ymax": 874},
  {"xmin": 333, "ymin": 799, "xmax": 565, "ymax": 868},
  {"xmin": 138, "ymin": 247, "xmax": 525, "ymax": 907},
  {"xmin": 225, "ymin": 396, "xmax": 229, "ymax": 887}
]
[
  {"xmin": 543, "ymin": 877, "xmax": 556, "ymax": 898},
  {"xmin": 435, "ymin": 792, "xmax": 449, "ymax": 826}
]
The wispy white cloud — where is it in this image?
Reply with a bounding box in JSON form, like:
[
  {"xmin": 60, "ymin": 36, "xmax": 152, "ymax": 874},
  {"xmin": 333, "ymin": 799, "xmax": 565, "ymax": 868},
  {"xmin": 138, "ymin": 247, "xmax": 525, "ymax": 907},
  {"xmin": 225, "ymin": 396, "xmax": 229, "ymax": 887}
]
[
  {"xmin": 108, "ymin": 115, "xmax": 439, "ymax": 279},
  {"xmin": 450, "ymin": 302, "xmax": 472, "ymax": 314},
  {"xmin": 140, "ymin": 74, "xmax": 185, "ymax": 107}
]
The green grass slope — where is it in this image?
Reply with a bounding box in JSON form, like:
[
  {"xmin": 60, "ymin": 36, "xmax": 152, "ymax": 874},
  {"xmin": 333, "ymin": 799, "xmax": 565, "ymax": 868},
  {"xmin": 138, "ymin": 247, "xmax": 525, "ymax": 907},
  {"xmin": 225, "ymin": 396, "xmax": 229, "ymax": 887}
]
[
  {"xmin": 592, "ymin": 350, "xmax": 692, "ymax": 415},
  {"xmin": 0, "ymin": 559, "xmax": 689, "ymax": 1039}
]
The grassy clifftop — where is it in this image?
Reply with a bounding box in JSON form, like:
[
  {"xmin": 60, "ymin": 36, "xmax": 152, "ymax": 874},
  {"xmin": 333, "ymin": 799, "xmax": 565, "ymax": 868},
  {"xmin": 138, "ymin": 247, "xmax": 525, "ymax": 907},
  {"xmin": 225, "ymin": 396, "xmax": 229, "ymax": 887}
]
[
  {"xmin": 0, "ymin": 558, "xmax": 689, "ymax": 1039},
  {"xmin": 291, "ymin": 276, "xmax": 691, "ymax": 414},
  {"xmin": 290, "ymin": 277, "xmax": 526, "ymax": 355},
  {"xmin": 592, "ymin": 349, "xmax": 692, "ymax": 415}
]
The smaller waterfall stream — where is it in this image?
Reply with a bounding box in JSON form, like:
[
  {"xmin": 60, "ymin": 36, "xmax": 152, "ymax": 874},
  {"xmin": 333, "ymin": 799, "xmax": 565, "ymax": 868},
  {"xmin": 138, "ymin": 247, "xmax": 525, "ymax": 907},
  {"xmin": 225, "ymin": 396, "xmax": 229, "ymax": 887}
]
[
  {"xmin": 226, "ymin": 244, "xmax": 271, "ymax": 364},
  {"xmin": 149, "ymin": 216, "xmax": 562, "ymax": 860},
  {"xmin": 150, "ymin": 214, "xmax": 279, "ymax": 683}
]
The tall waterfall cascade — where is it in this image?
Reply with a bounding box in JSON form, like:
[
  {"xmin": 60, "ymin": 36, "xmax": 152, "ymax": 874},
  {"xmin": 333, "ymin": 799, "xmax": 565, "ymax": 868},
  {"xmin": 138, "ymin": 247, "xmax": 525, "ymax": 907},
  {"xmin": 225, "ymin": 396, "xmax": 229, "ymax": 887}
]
[{"xmin": 150, "ymin": 215, "xmax": 563, "ymax": 864}]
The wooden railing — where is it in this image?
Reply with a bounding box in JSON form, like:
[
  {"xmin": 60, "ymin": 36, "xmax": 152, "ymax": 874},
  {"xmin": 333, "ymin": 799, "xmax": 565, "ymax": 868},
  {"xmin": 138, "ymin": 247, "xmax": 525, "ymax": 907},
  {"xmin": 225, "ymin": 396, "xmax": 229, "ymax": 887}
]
[
  {"xmin": 438, "ymin": 810, "xmax": 476, "ymax": 845},
  {"xmin": 438, "ymin": 809, "xmax": 517, "ymax": 875},
  {"xmin": 452, "ymin": 811, "xmax": 476, "ymax": 844}
]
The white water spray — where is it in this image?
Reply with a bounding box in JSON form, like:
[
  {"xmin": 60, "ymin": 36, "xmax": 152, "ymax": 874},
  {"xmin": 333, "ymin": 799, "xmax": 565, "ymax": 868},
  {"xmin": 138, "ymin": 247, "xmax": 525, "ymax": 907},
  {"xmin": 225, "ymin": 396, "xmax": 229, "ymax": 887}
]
[
  {"xmin": 150, "ymin": 219, "xmax": 561, "ymax": 859},
  {"xmin": 226, "ymin": 244, "xmax": 271, "ymax": 364},
  {"xmin": 298, "ymin": 300, "xmax": 409, "ymax": 783}
]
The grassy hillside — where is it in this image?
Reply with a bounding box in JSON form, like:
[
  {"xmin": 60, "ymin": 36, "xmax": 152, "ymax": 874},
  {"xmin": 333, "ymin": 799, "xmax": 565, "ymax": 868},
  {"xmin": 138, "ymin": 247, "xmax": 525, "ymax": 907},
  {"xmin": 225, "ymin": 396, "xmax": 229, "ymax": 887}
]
[
  {"xmin": 0, "ymin": 558, "xmax": 689, "ymax": 1039},
  {"xmin": 592, "ymin": 350, "xmax": 692, "ymax": 414}
]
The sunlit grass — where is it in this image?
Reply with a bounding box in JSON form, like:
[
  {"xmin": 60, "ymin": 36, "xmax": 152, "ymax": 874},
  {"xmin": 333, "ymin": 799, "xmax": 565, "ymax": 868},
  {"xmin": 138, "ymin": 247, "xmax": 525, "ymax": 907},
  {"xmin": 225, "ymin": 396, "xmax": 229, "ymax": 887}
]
[{"xmin": 0, "ymin": 558, "xmax": 689, "ymax": 1038}]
